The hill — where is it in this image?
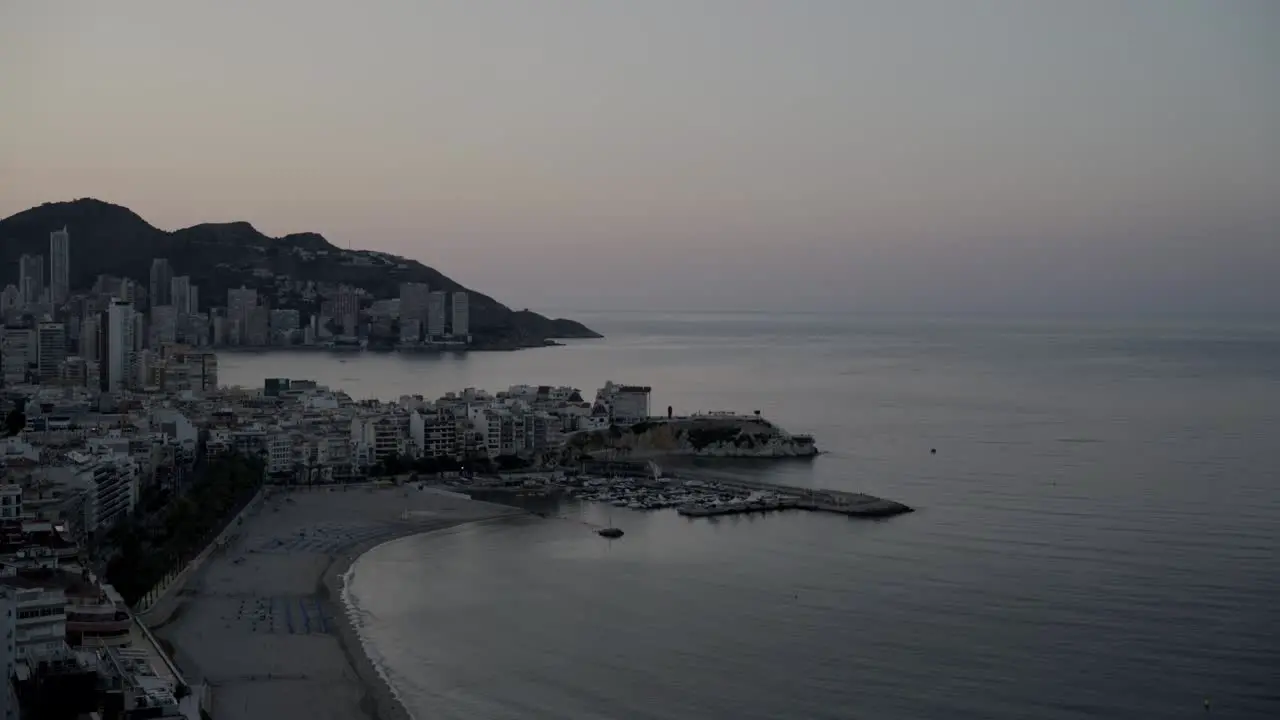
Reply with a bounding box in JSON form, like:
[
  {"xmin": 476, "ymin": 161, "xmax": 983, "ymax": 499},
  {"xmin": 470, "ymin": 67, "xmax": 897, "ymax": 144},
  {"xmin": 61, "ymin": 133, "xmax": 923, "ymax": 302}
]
[{"xmin": 0, "ymin": 199, "xmax": 600, "ymax": 346}]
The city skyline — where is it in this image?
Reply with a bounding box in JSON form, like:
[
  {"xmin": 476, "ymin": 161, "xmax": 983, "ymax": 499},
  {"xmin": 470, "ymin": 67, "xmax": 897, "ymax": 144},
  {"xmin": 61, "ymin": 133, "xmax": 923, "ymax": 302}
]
[{"xmin": 0, "ymin": 227, "xmax": 479, "ymax": 381}]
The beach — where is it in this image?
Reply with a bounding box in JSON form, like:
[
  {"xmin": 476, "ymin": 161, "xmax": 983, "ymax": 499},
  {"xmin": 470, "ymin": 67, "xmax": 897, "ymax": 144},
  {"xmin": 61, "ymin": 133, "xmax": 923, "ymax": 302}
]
[{"xmin": 150, "ymin": 484, "xmax": 523, "ymax": 720}]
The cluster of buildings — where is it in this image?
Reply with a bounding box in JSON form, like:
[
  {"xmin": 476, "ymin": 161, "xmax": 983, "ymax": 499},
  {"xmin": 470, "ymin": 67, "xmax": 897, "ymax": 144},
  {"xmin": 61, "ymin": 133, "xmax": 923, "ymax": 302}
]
[
  {"xmin": 1, "ymin": 230, "xmax": 475, "ymax": 386},
  {"xmin": 390, "ymin": 281, "xmax": 470, "ymax": 348},
  {"xmin": 0, "ymin": 377, "xmax": 646, "ymax": 720},
  {"xmin": 251, "ymin": 377, "xmax": 649, "ymax": 480},
  {"xmin": 0, "ymin": 372, "xmax": 650, "ymax": 717},
  {"xmin": 0, "ymin": 415, "xmax": 202, "ymax": 717},
  {"xmin": 0, "ymin": 225, "xmax": 651, "ymax": 717}
]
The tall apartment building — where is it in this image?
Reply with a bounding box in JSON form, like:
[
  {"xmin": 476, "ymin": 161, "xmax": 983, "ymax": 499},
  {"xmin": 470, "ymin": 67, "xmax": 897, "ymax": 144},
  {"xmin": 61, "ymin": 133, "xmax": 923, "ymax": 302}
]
[
  {"xmin": 150, "ymin": 305, "xmax": 177, "ymax": 347},
  {"xmin": 117, "ymin": 277, "xmax": 138, "ymax": 304},
  {"xmin": 335, "ymin": 286, "xmax": 359, "ymax": 336},
  {"xmin": 171, "ymin": 275, "xmax": 191, "ymax": 315},
  {"xmin": 451, "ymin": 291, "xmax": 470, "ymax": 337},
  {"xmin": 247, "ymin": 305, "xmax": 270, "ymax": 346},
  {"xmin": 149, "ymin": 258, "xmax": 172, "ymax": 307},
  {"xmin": 18, "ymin": 254, "xmax": 43, "ymax": 307},
  {"xmin": 68, "ymin": 451, "xmax": 139, "ymax": 531},
  {"xmin": 399, "ymin": 282, "xmax": 430, "ymax": 341},
  {"xmin": 226, "ymin": 287, "xmax": 257, "ymax": 345},
  {"xmin": 131, "ymin": 311, "xmax": 146, "ymax": 352},
  {"xmin": 36, "ymin": 322, "xmax": 65, "ymax": 381},
  {"xmin": 426, "ymin": 291, "xmax": 447, "ymax": 337},
  {"xmin": 99, "ymin": 300, "xmax": 134, "ymax": 392},
  {"xmin": 49, "ymin": 226, "xmax": 69, "ymax": 305}
]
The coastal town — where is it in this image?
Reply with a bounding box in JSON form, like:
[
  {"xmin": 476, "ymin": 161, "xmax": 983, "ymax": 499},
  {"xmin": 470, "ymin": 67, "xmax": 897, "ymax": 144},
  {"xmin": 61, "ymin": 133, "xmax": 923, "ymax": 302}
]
[
  {"xmin": 0, "ymin": 226, "xmax": 899, "ymax": 719},
  {"xmin": 0, "ymin": 355, "xmax": 859, "ymax": 718}
]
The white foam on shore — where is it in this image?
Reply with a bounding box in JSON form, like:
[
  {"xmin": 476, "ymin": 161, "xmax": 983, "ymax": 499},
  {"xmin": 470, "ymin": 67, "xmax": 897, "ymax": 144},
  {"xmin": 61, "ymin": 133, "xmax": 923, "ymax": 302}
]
[
  {"xmin": 339, "ymin": 519, "xmax": 510, "ymax": 720},
  {"xmin": 341, "ymin": 534, "xmax": 420, "ymax": 720}
]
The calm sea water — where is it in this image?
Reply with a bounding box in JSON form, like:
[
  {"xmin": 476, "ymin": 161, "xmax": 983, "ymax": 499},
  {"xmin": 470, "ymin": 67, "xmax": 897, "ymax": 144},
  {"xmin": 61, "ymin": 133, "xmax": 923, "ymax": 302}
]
[{"xmin": 221, "ymin": 313, "xmax": 1280, "ymax": 719}]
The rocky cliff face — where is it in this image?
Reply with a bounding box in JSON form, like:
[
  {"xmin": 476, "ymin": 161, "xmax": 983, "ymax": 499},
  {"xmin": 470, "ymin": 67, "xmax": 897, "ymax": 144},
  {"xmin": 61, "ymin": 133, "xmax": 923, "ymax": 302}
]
[{"xmin": 567, "ymin": 417, "xmax": 819, "ymax": 459}]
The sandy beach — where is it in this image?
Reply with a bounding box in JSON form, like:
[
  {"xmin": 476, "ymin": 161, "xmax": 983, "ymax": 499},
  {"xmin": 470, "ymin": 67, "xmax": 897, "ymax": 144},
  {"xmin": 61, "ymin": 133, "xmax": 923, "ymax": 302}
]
[{"xmin": 151, "ymin": 484, "xmax": 523, "ymax": 720}]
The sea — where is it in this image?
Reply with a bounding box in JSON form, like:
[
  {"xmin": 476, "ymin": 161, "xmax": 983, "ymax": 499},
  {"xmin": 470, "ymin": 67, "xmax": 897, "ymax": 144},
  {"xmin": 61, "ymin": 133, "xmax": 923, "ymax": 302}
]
[{"xmin": 219, "ymin": 312, "xmax": 1280, "ymax": 719}]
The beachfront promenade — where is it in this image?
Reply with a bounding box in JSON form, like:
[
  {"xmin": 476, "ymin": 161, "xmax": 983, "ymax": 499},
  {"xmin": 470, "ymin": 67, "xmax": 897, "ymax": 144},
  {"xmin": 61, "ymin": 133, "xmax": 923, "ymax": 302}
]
[{"xmin": 147, "ymin": 485, "xmax": 522, "ymax": 720}]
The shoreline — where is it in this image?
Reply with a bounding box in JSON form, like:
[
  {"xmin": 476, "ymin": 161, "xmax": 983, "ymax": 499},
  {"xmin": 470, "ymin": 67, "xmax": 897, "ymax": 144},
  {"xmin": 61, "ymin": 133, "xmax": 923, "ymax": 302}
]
[
  {"xmin": 212, "ymin": 339, "xmax": 582, "ymax": 355},
  {"xmin": 152, "ymin": 485, "xmax": 524, "ymax": 720},
  {"xmin": 319, "ymin": 516, "xmax": 515, "ymax": 720},
  {"xmin": 319, "ymin": 535, "xmax": 412, "ymax": 720}
]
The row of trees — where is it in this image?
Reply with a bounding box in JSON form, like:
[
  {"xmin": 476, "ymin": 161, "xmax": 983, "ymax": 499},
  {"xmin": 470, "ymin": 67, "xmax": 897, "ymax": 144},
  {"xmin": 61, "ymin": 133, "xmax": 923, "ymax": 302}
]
[{"xmin": 105, "ymin": 452, "xmax": 264, "ymax": 606}]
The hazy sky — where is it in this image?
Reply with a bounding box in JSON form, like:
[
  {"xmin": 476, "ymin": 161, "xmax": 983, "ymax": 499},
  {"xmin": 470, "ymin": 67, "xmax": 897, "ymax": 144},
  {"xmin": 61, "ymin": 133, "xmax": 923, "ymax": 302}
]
[{"xmin": 3, "ymin": 1, "xmax": 1278, "ymax": 313}]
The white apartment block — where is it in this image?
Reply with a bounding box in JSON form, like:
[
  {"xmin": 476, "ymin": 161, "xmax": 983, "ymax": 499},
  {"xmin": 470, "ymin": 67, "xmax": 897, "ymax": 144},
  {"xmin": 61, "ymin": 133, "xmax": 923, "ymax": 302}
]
[
  {"xmin": 0, "ymin": 582, "xmax": 67, "ymax": 664},
  {"xmin": 594, "ymin": 382, "xmax": 652, "ymax": 425},
  {"xmin": 409, "ymin": 410, "xmax": 461, "ymax": 459},
  {"xmin": 351, "ymin": 414, "xmax": 409, "ymax": 466},
  {"xmin": 267, "ymin": 432, "xmax": 294, "ymax": 476}
]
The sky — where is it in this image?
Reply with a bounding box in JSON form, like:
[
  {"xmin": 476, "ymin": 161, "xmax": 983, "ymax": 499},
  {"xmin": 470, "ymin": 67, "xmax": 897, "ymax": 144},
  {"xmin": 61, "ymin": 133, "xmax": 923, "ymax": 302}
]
[{"xmin": 3, "ymin": 1, "xmax": 1278, "ymax": 313}]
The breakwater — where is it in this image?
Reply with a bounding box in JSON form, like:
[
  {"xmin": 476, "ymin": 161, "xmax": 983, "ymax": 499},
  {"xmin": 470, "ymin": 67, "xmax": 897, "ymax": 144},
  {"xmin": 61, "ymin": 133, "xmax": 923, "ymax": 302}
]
[
  {"xmin": 677, "ymin": 494, "xmax": 910, "ymax": 518},
  {"xmin": 675, "ymin": 476, "xmax": 912, "ymax": 519}
]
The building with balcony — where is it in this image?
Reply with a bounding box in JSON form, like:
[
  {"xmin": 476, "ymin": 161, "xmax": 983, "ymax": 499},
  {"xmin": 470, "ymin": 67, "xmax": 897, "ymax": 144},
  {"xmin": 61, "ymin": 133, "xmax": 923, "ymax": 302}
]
[
  {"xmin": 64, "ymin": 452, "xmax": 138, "ymax": 533},
  {"xmin": 594, "ymin": 382, "xmax": 652, "ymax": 425},
  {"xmin": 266, "ymin": 432, "xmax": 293, "ymax": 476},
  {"xmin": 0, "ymin": 577, "xmax": 67, "ymax": 663},
  {"xmin": 351, "ymin": 414, "xmax": 408, "ymax": 467}
]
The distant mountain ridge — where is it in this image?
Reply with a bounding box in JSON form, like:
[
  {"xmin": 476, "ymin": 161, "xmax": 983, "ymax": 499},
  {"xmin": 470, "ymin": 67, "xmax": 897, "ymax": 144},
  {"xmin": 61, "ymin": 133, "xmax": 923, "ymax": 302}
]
[{"xmin": 0, "ymin": 198, "xmax": 600, "ymax": 345}]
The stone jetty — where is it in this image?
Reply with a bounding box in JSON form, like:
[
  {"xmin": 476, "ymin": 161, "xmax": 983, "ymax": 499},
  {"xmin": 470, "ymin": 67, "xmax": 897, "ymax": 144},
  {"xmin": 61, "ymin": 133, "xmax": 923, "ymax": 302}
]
[
  {"xmin": 674, "ymin": 475, "xmax": 912, "ymax": 519},
  {"xmin": 677, "ymin": 494, "xmax": 911, "ymax": 519}
]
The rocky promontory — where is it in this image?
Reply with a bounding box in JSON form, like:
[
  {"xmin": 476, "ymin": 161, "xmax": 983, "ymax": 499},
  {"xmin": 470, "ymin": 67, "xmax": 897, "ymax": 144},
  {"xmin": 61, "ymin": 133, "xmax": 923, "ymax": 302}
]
[
  {"xmin": 566, "ymin": 415, "xmax": 819, "ymax": 460},
  {"xmin": 0, "ymin": 198, "xmax": 601, "ymax": 346}
]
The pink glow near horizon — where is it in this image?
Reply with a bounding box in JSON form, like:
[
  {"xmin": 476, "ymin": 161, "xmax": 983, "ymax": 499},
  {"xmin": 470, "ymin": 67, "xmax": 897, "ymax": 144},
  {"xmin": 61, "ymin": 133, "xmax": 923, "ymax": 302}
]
[{"xmin": 3, "ymin": 1, "xmax": 1278, "ymax": 312}]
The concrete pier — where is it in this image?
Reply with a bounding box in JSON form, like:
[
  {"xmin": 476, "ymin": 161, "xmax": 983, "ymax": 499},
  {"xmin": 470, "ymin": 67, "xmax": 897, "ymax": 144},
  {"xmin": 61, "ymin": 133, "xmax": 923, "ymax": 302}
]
[
  {"xmin": 674, "ymin": 476, "xmax": 913, "ymax": 519},
  {"xmin": 677, "ymin": 496, "xmax": 911, "ymax": 519}
]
